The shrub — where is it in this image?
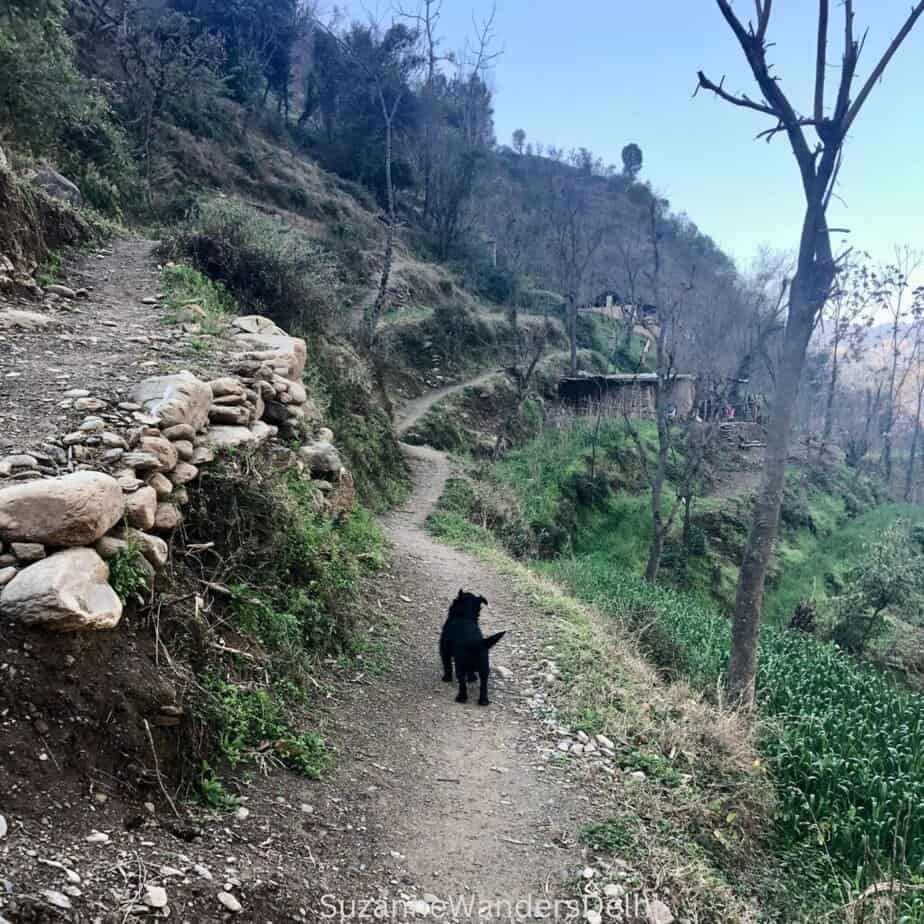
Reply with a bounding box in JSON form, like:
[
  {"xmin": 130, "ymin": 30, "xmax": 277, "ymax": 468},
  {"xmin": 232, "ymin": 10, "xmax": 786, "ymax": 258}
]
[
  {"xmin": 108, "ymin": 543, "xmax": 150, "ymax": 603},
  {"xmin": 201, "ymin": 676, "xmax": 329, "ymax": 778},
  {"xmin": 829, "ymin": 520, "xmax": 924, "ymax": 654},
  {"xmin": 0, "ymin": 5, "xmax": 136, "ymax": 215},
  {"xmin": 169, "ymin": 197, "xmax": 344, "ymax": 333}
]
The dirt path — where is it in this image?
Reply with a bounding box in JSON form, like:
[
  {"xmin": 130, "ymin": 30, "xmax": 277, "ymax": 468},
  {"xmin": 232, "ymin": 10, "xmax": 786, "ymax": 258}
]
[
  {"xmin": 395, "ymin": 368, "xmax": 500, "ymax": 436},
  {"xmin": 0, "ymin": 237, "xmax": 227, "ymax": 455},
  {"xmin": 323, "ymin": 440, "xmax": 591, "ymax": 907}
]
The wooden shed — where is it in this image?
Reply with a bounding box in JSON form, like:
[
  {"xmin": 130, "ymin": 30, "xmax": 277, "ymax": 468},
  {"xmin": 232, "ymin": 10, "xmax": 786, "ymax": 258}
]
[{"xmin": 557, "ymin": 373, "xmax": 696, "ymax": 419}]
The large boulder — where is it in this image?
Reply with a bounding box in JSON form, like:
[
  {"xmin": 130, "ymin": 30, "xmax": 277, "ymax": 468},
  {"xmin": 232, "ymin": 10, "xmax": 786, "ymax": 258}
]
[
  {"xmin": 0, "ymin": 472, "xmax": 124, "ymax": 546},
  {"xmin": 130, "ymin": 372, "xmax": 213, "ymax": 431},
  {"xmin": 0, "ymin": 549, "xmax": 122, "ymax": 631},
  {"xmin": 28, "ymin": 166, "xmax": 82, "ymax": 207},
  {"xmin": 234, "ymin": 333, "xmax": 307, "ymax": 382}
]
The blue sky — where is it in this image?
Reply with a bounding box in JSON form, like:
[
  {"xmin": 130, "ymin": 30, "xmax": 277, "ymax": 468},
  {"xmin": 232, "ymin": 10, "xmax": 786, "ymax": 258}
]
[{"xmin": 349, "ymin": 0, "xmax": 924, "ymax": 274}]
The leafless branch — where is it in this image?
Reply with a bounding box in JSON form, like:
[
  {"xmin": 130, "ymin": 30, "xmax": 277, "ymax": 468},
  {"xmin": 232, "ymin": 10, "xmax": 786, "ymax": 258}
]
[
  {"xmin": 814, "ymin": 0, "xmax": 828, "ymax": 123},
  {"xmin": 843, "ymin": 1, "xmax": 924, "ymax": 135}
]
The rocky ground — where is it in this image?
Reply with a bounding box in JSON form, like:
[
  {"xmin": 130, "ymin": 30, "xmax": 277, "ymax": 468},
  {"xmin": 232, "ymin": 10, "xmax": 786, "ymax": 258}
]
[{"xmin": 0, "ymin": 239, "xmax": 231, "ymax": 456}]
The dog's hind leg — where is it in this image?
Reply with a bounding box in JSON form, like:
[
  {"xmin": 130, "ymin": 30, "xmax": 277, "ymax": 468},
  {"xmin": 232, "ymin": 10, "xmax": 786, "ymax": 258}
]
[
  {"xmin": 477, "ymin": 654, "xmax": 490, "ymax": 706},
  {"xmin": 454, "ymin": 662, "xmax": 468, "ymax": 704},
  {"xmin": 440, "ymin": 637, "xmax": 453, "ymax": 682}
]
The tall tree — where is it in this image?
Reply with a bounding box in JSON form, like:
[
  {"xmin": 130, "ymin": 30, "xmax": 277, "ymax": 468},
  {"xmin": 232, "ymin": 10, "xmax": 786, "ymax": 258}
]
[
  {"xmin": 512, "ymin": 127, "xmax": 525, "ymax": 154},
  {"xmin": 821, "ymin": 256, "xmax": 873, "ymax": 442},
  {"xmin": 621, "ymin": 142, "xmax": 642, "ymax": 179},
  {"xmin": 697, "ymin": 0, "xmax": 924, "ymax": 707}
]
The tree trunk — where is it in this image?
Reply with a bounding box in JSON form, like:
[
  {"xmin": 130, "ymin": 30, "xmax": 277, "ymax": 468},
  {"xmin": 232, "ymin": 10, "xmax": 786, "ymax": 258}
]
[
  {"xmin": 822, "ymin": 334, "xmax": 839, "ymax": 441},
  {"xmin": 644, "ymin": 373, "xmax": 671, "ymax": 583},
  {"xmin": 727, "ymin": 276, "xmax": 818, "ymax": 706},
  {"xmin": 363, "ymin": 105, "xmax": 396, "ymax": 350},
  {"xmin": 883, "ymin": 323, "xmax": 901, "ymax": 487},
  {"xmin": 905, "ymin": 384, "xmax": 924, "ymax": 501},
  {"xmin": 567, "ymin": 293, "xmax": 578, "ymax": 376}
]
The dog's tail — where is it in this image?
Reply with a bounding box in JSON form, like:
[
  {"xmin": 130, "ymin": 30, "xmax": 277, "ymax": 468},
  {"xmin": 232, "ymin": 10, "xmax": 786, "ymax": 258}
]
[{"xmin": 482, "ymin": 631, "xmax": 506, "ymax": 649}]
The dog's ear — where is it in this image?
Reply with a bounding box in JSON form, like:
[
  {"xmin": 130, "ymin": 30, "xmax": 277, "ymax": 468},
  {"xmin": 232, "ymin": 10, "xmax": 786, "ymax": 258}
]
[
  {"xmin": 457, "ymin": 588, "xmax": 464, "ymax": 598},
  {"xmin": 479, "ymin": 596, "xmax": 489, "ymax": 607}
]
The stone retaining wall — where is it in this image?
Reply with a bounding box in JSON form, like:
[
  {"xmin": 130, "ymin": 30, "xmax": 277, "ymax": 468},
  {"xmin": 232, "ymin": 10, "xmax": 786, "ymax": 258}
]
[{"xmin": 0, "ymin": 315, "xmax": 354, "ymax": 630}]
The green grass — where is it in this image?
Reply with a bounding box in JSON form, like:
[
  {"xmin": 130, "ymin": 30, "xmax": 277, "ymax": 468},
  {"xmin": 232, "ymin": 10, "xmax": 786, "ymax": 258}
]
[
  {"xmin": 160, "ymin": 262, "xmax": 235, "ymax": 335},
  {"xmin": 201, "ymin": 675, "xmax": 330, "ymax": 779},
  {"xmin": 765, "ymin": 503, "xmax": 924, "ymax": 628},
  {"xmin": 184, "ymin": 460, "xmax": 388, "ymax": 793},
  {"xmin": 546, "ymin": 553, "xmax": 924, "ymax": 890}
]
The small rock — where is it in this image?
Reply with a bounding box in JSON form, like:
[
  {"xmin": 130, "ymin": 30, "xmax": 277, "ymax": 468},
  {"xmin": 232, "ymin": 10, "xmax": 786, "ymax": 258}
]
[
  {"xmin": 629, "ymin": 770, "xmax": 647, "ymax": 783},
  {"xmin": 646, "ymin": 899, "xmax": 675, "ymax": 924},
  {"xmin": 234, "ymin": 807, "xmax": 250, "ymax": 821},
  {"xmin": 576, "ymin": 730, "xmax": 590, "ymax": 744},
  {"xmin": 300, "ymin": 804, "xmax": 314, "ymax": 814},
  {"xmin": 581, "ymin": 867, "xmax": 596, "ymax": 879},
  {"xmin": 144, "ymin": 885, "xmax": 168, "ymax": 908},
  {"xmin": 603, "ymin": 883, "xmax": 624, "ymax": 898},
  {"xmin": 85, "ymin": 831, "xmax": 110, "ymax": 844},
  {"xmin": 595, "ymin": 733, "xmax": 615, "ymax": 750},
  {"xmin": 79, "ymin": 416, "xmax": 106, "ymax": 433},
  {"xmin": 75, "ymin": 397, "xmax": 106, "ymax": 412},
  {"xmin": 45, "ymin": 284, "xmax": 76, "ymax": 299},
  {"xmin": 218, "ymin": 891, "xmax": 241, "ymax": 913},
  {"xmin": 153, "ymin": 502, "xmax": 182, "ymax": 531},
  {"xmin": 0, "ymin": 814, "xmax": 7, "ymax": 838},
  {"xmin": 11, "ymin": 542, "xmax": 45, "ymax": 563},
  {"xmin": 41, "ymin": 890, "xmax": 72, "ymax": 910},
  {"xmin": 194, "ymin": 864, "xmax": 213, "ymax": 881},
  {"xmin": 62, "ymin": 885, "xmax": 81, "ymax": 898},
  {"xmin": 0, "ymin": 566, "xmax": 17, "ymax": 587},
  {"xmin": 584, "ymin": 912, "xmax": 602, "ymax": 924},
  {"xmin": 571, "ymin": 743, "xmax": 584, "ymax": 756},
  {"xmin": 160, "ymin": 865, "xmax": 184, "ymax": 878},
  {"xmin": 407, "ymin": 899, "xmax": 429, "ymax": 916},
  {"xmin": 495, "ymin": 665, "xmax": 512, "ymax": 680}
]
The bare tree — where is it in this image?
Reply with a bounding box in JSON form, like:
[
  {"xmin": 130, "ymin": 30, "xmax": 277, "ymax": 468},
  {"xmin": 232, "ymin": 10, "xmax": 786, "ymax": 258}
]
[
  {"xmin": 820, "ymin": 255, "xmax": 873, "ymax": 441},
  {"xmin": 871, "ymin": 248, "xmax": 924, "ymax": 486},
  {"xmin": 315, "ymin": 17, "xmax": 422, "ymax": 348},
  {"xmin": 493, "ymin": 311, "xmax": 551, "ymax": 459},
  {"xmin": 697, "ymin": 0, "xmax": 924, "ymax": 707},
  {"xmin": 546, "ymin": 155, "xmax": 611, "ymax": 375},
  {"xmin": 623, "ymin": 198, "xmax": 699, "ymax": 582},
  {"xmin": 905, "ymin": 322, "xmax": 924, "ymax": 501}
]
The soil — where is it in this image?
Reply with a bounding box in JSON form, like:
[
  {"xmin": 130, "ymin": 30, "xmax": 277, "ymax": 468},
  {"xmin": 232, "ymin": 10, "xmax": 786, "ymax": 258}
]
[{"xmin": 0, "ymin": 246, "xmax": 616, "ymax": 922}]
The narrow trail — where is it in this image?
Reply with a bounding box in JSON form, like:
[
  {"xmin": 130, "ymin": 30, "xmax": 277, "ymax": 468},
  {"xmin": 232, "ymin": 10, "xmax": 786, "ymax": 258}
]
[
  {"xmin": 0, "ymin": 237, "xmax": 228, "ymax": 454},
  {"xmin": 305, "ymin": 381, "xmax": 600, "ymax": 914},
  {"xmin": 395, "ymin": 368, "xmax": 501, "ymax": 436}
]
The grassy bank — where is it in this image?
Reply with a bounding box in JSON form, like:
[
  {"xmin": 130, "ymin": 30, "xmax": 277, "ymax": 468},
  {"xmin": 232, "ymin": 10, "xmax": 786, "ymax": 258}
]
[{"xmin": 429, "ymin": 419, "xmax": 924, "ymax": 915}]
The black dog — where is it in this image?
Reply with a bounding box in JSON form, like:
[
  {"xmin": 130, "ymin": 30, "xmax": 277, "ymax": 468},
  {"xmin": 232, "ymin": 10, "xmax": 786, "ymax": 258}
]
[{"xmin": 439, "ymin": 590, "xmax": 506, "ymax": 705}]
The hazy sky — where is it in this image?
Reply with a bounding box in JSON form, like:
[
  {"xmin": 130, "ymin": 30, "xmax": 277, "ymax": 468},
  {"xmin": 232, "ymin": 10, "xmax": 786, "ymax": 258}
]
[{"xmin": 347, "ymin": 0, "xmax": 924, "ymax": 275}]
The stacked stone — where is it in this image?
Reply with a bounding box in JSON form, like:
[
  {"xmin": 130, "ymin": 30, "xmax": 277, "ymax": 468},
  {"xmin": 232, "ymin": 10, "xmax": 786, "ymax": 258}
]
[{"xmin": 0, "ymin": 314, "xmax": 356, "ymax": 631}]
